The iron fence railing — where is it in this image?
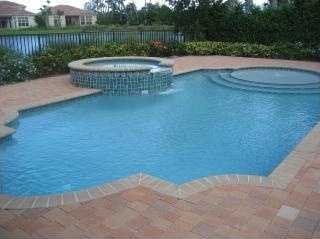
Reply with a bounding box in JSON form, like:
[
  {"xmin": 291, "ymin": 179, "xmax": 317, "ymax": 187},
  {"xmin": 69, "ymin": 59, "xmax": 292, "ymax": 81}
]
[{"xmin": 0, "ymin": 31, "xmax": 185, "ymax": 55}]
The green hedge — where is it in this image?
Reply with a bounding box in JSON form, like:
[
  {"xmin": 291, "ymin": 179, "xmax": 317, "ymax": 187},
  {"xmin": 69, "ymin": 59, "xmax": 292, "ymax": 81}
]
[
  {"xmin": 32, "ymin": 43, "xmax": 151, "ymax": 76},
  {"xmin": 0, "ymin": 41, "xmax": 318, "ymax": 84},
  {"xmin": 182, "ymin": 42, "xmax": 318, "ymax": 60}
]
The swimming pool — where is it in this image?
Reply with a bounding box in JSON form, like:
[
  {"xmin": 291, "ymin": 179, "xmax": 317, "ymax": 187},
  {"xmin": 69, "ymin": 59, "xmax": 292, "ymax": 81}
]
[{"xmin": 1, "ymin": 69, "xmax": 320, "ymax": 196}]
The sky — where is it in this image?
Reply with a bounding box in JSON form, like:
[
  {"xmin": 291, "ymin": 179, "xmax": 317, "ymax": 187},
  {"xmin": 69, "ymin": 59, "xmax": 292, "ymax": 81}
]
[{"xmin": 11, "ymin": 0, "xmax": 268, "ymax": 13}]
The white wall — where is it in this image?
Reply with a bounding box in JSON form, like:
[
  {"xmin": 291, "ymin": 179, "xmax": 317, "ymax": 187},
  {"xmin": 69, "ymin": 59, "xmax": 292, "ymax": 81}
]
[
  {"xmin": 79, "ymin": 15, "xmax": 97, "ymax": 26},
  {"xmin": 28, "ymin": 16, "xmax": 37, "ymax": 27},
  {"xmin": 60, "ymin": 16, "xmax": 66, "ymax": 27},
  {"xmin": 47, "ymin": 15, "xmax": 55, "ymax": 27},
  {"xmin": 91, "ymin": 15, "xmax": 97, "ymax": 25},
  {"xmin": 48, "ymin": 14, "xmax": 96, "ymax": 27},
  {"xmin": 10, "ymin": 16, "xmax": 36, "ymax": 29},
  {"xmin": 47, "ymin": 15, "xmax": 66, "ymax": 27},
  {"xmin": 8, "ymin": 14, "xmax": 96, "ymax": 29}
]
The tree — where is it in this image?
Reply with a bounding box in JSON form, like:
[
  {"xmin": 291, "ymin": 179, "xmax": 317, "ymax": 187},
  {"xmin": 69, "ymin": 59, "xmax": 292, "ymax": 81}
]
[
  {"xmin": 168, "ymin": 0, "xmax": 319, "ymax": 46},
  {"xmin": 35, "ymin": 0, "xmax": 51, "ymax": 28},
  {"xmin": 225, "ymin": 0, "xmax": 241, "ymax": 9},
  {"xmin": 34, "ymin": 15, "xmax": 46, "ymax": 28},
  {"xmin": 85, "ymin": 0, "xmax": 110, "ymax": 13},
  {"xmin": 84, "ymin": 0, "xmax": 173, "ymax": 26},
  {"xmin": 125, "ymin": 2, "xmax": 138, "ymax": 25},
  {"xmin": 84, "ymin": 0, "xmax": 125, "ymax": 13},
  {"xmin": 85, "ymin": 0, "xmax": 127, "ymax": 25}
]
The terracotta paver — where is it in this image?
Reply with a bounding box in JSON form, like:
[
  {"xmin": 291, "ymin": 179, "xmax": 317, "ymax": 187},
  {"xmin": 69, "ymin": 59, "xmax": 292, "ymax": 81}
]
[
  {"xmin": 173, "ymin": 55, "xmax": 320, "ymax": 74},
  {"xmin": 0, "ymin": 56, "xmax": 320, "ymax": 238}
]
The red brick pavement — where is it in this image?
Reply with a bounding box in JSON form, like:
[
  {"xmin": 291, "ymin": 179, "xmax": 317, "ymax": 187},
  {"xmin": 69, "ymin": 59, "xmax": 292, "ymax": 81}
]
[{"xmin": 1, "ymin": 56, "xmax": 320, "ymax": 238}]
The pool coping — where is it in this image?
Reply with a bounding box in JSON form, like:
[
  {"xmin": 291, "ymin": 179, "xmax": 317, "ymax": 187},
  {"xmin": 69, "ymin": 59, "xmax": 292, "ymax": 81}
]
[
  {"xmin": 0, "ymin": 66, "xmax": 319, "ymax": 209},
  {"xmin": 68, "ymin": 56, "xmax": 174, "ymax": 72}
]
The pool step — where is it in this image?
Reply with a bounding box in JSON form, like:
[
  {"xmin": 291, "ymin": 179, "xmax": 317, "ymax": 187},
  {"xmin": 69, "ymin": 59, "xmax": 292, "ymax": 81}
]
[
  {"xmin": 220, "ymin": 72, "xmax": 320, "ymax": 89},
  {"xmin": 212, "ymin": 73, "xmax": 320, "ymax": 94}
]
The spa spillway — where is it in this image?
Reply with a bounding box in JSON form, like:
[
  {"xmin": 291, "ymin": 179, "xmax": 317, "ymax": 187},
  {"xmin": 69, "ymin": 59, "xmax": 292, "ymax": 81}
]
[{"xmin": 68, "ymin": 57, "xmax": 174, "ymax": 95}]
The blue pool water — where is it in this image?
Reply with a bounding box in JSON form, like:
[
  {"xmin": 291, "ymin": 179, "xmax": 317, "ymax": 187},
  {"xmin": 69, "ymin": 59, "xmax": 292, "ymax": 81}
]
[{"xmin": 1, "ymin": 71, "xmax": 320, "ymax": 196}]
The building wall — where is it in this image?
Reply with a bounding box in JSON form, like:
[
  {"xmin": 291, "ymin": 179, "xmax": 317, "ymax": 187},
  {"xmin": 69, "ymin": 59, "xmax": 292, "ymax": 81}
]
[
  {"xmin": 92, "ymin": 15, "xmax": 97, "ymax": 25},
  {"xmin": 48, "ymin": 15, "xmax": 66, "ymax": 27},
  {"xmin": 28, "ymin": 16, "xmax": 36, "ymax": 27},
  {"xmin": 5, "ymin": 14, "xmax": 96, "ymax": 29},
  {"xmin": 79, "ymin": 15, "xmax": 97, "ymax": 26},
  {"xmin": 48, "ymin": 14, "xmax": 96, "ymax": 27},
  {"xmin": 10, "ymin": 16, "xmax": 36, "ymax": 29},
  {"xmin": 60, "ymin": 16, "xmax": 66, "ymax": 27},
  {"xmin": 47, "ymin": 15, "xmax": 55, "ymax": 27}
]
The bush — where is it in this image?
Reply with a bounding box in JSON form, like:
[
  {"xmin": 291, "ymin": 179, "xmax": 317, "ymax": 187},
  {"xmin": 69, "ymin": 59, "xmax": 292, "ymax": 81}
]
[
  {"xmin": 0, "ymin": 48, "xmax": 37, "ymax": 85},
  {"xmin": 180, "ymin": 41, "xmax": 319, "ymax": 60},
  {"xmin": 31, "ymin": 43, "xmax": 151, "ymax": 76},
  {"xmin": 149, "ymin": 41, "xmax": 172, "ymax": 57}
]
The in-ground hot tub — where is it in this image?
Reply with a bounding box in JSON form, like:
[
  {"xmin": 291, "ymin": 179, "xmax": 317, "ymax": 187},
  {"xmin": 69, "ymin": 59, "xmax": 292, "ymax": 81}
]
[{"xmin": 68, "ymin": 57, "xmax": 174, "ymax": 95}]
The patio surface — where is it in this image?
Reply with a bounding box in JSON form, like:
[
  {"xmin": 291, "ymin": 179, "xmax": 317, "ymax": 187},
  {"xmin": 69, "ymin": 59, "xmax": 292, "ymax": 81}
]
[{"xmin": 1, "ymin": 56, "xmax": 320, "ymax": 238}]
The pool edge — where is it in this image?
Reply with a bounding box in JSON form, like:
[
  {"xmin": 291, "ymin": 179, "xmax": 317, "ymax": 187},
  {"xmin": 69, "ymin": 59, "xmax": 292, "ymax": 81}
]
[{"xmin": 0, "ymin": 89, "xmax": 102, "ymax": 140}]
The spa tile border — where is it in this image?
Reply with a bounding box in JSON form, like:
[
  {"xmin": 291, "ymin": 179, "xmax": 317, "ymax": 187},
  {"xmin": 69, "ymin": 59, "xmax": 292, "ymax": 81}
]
[
  {"xmin": 0, "ymin": 66, "xmax": 319, "ymax": 209},
  {"xmin": 68, "ymin": 56, "xmax": 174, "ymax": 72}
]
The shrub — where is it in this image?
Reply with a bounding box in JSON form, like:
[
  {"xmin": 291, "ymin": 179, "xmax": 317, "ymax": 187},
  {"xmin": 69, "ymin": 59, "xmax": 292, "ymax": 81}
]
[
  {"xmin": 32, "ymin": 45, "xmax": 82, "ymax": 76},
  {"xmin": 180, "ymin": 41, "xmax": 319, "ymax": 60},
  {"xmin": 149, "ymin": 41, "xmax": 171, "ymax": 57},
  {"xmin": 0, "ymin": 48, "xmax": 37, "ymax": 85},
  {"xmin": 31, "ymin": 43, "xmax": 151, "ymax": 76}
]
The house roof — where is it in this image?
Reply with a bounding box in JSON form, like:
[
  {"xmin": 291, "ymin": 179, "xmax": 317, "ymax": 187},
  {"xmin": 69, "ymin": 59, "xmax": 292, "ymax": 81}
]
[
  {"xmin": 0, "ymin": 1, "xmax": 34, "ymax": 16},
  {"xmin": 49, "ymin": 5, "xmax": 95, "ymax": 16}
]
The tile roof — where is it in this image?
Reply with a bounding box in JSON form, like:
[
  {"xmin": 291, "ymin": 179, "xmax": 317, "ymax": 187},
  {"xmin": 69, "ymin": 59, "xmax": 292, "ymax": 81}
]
[
  {"xmin": 0, "ymin": 0, "xmax": 34, "ymax": 16},
  {"xmin": 49, "ymin": 5, "xmax": 95, "ymax": 16}
]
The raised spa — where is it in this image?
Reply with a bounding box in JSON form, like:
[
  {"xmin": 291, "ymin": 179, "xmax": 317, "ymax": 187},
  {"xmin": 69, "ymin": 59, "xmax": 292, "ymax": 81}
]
[{"xmin": 68, "ymin": 57, "xmax": 174, "ymax": 95}]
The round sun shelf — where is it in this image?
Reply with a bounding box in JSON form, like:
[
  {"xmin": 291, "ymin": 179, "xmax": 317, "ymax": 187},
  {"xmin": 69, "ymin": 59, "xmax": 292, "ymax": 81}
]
[
  {"xmin": 216, "ymin": 67, "xmax": 320, "ymax": 94},
  {"xmin": 231, "ymin": 67, "xmax": 320, "ymax": 85}
]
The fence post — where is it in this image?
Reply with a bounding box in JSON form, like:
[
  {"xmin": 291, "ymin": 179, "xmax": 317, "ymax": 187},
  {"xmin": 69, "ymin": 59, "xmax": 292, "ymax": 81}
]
[
  {"xmin": 112, "ymin": 31, "xmax": 115, "ymax": 42},
  {"xmin": 37, "ymin": 35, "xmax": 41, "ymax": 52},
  {"xmin": 78, "ymin": 33, "xmax": 82, "ymax": 45}
]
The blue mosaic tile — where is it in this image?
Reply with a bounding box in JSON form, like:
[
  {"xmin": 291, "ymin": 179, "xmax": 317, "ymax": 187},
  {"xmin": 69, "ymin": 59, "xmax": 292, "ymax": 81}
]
[{"xmin": 69, "ymin": 57, "xmax": 173, "ymax": 95}]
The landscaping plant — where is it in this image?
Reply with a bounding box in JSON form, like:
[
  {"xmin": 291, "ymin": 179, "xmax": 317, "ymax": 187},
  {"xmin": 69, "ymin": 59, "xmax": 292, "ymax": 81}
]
[{"xmin": 0, "ymin": 48, "xmax": 37, "ymax": 85}]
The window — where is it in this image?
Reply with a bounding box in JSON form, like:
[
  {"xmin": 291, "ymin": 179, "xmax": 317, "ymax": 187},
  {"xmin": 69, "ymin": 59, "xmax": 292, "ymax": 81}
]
[
  {"xmin": 79, "ymin": 16, "xmax": 85, "ymax": 25},
  {"xmin": 17, "ymin": 17, "xmax": 29, "ymax": 27},
  {"xmin": 85, "ymin": 16, "xmax": 92, "ymax": 25},
  {"xmin": 54, "ymin": 16, "xmax": 61, "ymax": 27}
]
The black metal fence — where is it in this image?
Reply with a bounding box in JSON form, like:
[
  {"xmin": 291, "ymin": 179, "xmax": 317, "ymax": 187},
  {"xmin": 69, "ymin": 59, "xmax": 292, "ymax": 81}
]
[{"xmin": 0, "ymin": 31, "xmax": 185, "ymax": 55}]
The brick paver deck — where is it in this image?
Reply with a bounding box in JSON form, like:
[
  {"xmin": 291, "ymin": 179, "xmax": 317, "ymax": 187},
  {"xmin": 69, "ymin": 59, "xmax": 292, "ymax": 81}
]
[{"xmin": 1, "ymin": 56, "xmax": 320, "ymax": 238}]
